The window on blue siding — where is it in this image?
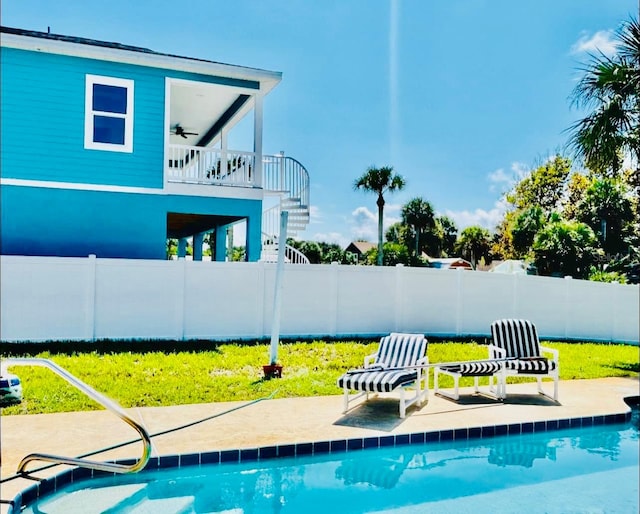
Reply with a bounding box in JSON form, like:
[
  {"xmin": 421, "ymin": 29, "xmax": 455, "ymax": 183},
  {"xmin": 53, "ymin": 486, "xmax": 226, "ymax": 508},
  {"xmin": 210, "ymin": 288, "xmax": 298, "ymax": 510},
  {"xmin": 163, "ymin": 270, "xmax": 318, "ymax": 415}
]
[
  {"xmin": 85, "ymin": 75, "xmax": 134, "ymax": 152},
  {"xmin": 93, "ymin": 115, "xmax": 126, "ymax": 145},
  {"xmin": 93, "ymin": 84, "xmax": 128, "ymax": 114}
]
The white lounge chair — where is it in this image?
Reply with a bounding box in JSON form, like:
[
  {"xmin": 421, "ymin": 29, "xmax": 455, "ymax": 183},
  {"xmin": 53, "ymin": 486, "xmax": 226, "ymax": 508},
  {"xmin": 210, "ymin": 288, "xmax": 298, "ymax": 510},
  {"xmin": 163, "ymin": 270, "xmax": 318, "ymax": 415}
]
[
  {"xmin": 337, "ymin": 333, "xmax": 429, "ymax": 418},
  {"xmin": 491, "ymin": 319, "xmax": 559, "ymax": 401}
]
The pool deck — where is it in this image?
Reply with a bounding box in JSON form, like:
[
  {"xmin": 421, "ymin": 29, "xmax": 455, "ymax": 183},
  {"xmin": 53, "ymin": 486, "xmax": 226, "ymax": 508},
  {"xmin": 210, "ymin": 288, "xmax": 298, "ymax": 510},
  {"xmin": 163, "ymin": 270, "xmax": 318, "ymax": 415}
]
[{"xmin": 1, "ymin": 376, "xmax": 638, "ymax": 512}]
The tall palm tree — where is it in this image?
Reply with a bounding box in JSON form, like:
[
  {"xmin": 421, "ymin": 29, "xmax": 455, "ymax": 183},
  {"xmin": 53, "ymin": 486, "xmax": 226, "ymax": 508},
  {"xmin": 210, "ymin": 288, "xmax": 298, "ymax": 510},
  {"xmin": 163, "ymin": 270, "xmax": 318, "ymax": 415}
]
[
  {"xmin": 568, "ymin": 16, "xmax": 639, "ymax": 176},
  {"xmin": 455, "ymin": 225, "xmax": 491, "ymax": 269},
  {"xmin": 401, "ymin": 197, "xmax": 436, "ymax": 260},
  {"xmin": 354, "ymin": 166, "xmax": 406, "ymax": 265}
]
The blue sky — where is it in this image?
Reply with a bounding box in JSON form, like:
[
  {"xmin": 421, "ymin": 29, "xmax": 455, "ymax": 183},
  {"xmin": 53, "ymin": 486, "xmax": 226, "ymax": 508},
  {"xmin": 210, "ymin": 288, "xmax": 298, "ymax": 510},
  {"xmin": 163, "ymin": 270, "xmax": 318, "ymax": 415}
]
[{"xmin": 2, "ymin": 0, "xmax": 637, "ymax": 247}]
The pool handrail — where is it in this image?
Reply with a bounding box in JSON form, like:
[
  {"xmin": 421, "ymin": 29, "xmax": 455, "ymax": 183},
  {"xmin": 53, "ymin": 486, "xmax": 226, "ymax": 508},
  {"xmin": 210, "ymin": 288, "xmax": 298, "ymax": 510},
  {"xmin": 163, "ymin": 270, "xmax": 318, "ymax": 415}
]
[{"xmin": 4, "ymin": 358, "xmax": 152, "ymax": 475}]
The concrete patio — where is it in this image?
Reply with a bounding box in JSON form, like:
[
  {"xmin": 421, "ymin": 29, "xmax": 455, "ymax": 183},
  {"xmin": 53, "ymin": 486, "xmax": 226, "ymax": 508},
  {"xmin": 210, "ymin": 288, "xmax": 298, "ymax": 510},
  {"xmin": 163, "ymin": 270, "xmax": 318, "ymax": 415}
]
[{"xmin": 1, "ymin": 377, "xmax": 638, "ymax": 512}]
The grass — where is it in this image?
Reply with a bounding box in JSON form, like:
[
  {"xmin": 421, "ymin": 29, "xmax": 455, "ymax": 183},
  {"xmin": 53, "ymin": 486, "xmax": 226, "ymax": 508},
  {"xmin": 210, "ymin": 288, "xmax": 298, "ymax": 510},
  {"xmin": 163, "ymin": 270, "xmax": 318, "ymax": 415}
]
[{"xmin": 1, "ymin": 339, "xmax": 638, "ymax": 415}]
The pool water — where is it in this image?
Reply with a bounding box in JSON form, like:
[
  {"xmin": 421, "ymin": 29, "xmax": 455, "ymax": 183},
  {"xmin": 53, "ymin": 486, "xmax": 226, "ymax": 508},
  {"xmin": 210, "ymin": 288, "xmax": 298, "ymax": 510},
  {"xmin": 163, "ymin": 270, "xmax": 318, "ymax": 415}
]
[{"xmin": 20, "ymin": 415, "xmax": 639, "ymax": 514}]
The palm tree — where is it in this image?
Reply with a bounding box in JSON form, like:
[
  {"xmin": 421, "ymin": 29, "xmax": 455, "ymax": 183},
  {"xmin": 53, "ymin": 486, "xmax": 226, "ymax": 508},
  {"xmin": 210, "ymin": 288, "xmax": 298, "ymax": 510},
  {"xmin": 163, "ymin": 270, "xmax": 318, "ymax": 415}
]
[
  {"xmin": 401, "ymin": 197, "xmax": 435, "ymax": 260},
  {"xmin": 455, "ymin": 226, "xmax": 491, "ymax": 269},
  {"xmin": 568, "ymin": 16, "xmax": 639, "ymax": 176},
  {"xmin": 354, "ymin": 166, "xmax": 406, "ymax": 265}
]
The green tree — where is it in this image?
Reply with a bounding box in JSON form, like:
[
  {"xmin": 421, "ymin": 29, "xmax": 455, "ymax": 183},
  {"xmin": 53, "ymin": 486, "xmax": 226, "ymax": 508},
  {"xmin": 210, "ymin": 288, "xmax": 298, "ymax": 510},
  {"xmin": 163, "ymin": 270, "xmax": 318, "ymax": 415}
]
[
  {"xmin": 436, "ymin": 215, "xmax": 458, "ymax": 257},
  {"xmin": 563, "ymin": 171, "xmax": 592, "ymax": 219},
  {"xmin": 491, "ymin": 212, "xmax": 518, "ymax": 260},
  {"xmin": 231, "ymin": 246, "xmax": 246, "ymax": 262},
  {"xmin": 455, "ymin": 226, "xmax": 492, "ymax": 268},
  {"xmin": 317, "ymin": 242, "xmax": 347, "ymax": 264},
  {"xmin": 297, "ymin": 240, "xmax": 323, "ymax": 264},
  {"xmin": 568, "ymin": 16, "xmax": 640, "ymax": 176},
  {"xmin": 494, "ymin": 155, "xmax": 572, "ymax": 259},
  {"xmin": 512, "ymin": 205, "xmax": 545, "ymax": 257},
  {"xmin": 385, "ymin": 222, "xmax": 408, "ymax": 245},
  {"xmin": 506, "ymin": 155, "xmax": 572, "ymax": 213},
  {"xmin": 287, "ymin": 239, "xmax": 351, "ymax": 264},
  {"xmin": 363, "ymin": 242, "xmax": 410, "ymax": 266},
  {"xmin": 401, "ymin": 197, "xmax": 436, "ymax": 260},
  {"xmin": 354, "ymin": 165, "xmax": 406, "ymax": 266},
  {"xmin": 532, "ymin": 213, "xmax": 600, "ymax": 279},
  {"xmin": 575, "ymin": 177, "xmax": 633, "ymax": 256},
  {"xmin": 166, "ymin": 238, "xmax": 178, "ymax": 259}
]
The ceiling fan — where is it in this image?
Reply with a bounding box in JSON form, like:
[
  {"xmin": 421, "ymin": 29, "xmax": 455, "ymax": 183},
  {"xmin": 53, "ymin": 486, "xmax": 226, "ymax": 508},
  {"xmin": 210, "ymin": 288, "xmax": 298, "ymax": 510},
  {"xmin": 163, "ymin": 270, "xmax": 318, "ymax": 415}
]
[{"xmin": 171, "ymin": 124, "xmax": 199, "ymax": 139}]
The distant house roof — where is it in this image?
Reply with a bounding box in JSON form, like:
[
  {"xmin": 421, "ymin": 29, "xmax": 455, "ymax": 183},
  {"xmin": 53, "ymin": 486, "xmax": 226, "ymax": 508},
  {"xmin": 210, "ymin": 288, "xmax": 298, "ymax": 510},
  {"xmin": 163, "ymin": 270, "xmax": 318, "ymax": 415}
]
[
  {"xmin": 345, "ymin": 241, "xmax": 376, "ymax": 256},
  {"xmin": 427, "ymin": 257, "xmax": 474, "ymax": 270},
  {"xmin": 0, "ymin": 26, "xmax": 281, "ymax": 88}
]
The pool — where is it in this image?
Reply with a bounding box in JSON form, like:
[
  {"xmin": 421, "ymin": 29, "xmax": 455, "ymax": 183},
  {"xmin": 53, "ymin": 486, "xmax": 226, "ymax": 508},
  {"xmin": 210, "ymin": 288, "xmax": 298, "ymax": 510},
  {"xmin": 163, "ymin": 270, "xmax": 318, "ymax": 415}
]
[{"xmin": 15, "ymin": 408, "xmax": 638, "ymax": 514}]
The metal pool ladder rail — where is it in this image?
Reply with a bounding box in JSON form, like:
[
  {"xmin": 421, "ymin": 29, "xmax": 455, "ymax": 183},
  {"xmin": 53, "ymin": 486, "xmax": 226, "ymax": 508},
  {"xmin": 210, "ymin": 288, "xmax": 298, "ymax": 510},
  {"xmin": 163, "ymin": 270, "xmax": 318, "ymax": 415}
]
[{"xmin": 5, "ymin": 358, "xmax": 152, "ymax": 475}]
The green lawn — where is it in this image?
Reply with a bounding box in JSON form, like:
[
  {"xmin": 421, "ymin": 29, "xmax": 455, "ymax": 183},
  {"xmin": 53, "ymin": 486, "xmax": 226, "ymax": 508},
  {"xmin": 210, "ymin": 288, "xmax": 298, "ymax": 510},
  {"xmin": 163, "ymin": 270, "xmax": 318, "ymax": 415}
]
[{"xmin": 1, "ymin": 339, "xmax": 638, "ymax": 415}]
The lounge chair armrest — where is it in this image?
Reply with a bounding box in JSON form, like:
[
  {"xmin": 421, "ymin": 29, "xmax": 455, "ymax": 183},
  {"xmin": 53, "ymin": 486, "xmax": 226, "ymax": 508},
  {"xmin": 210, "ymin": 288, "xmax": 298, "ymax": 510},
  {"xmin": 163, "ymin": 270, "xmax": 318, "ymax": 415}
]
[
  {"xmin": 364, "ymin": 353, "xmax": 379, "ymax": 367},
  {"xmin": 540, "ymin": 345, "xmax": 559, "ymax": 362},
  {"xmin": 417, "ymin": 356, "xmax": 429, "ymax": 366},
  {"xmin": 488, "ymin": 344, "xmax": 506, "ymax": 359}
]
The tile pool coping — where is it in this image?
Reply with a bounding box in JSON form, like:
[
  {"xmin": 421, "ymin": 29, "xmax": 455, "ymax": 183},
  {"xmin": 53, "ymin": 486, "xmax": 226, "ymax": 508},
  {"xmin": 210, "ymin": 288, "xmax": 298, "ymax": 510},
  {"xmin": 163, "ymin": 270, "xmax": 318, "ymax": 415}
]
[{"xmin": 9, "ymin": 409, "xmax": 633, "ymax": 513}]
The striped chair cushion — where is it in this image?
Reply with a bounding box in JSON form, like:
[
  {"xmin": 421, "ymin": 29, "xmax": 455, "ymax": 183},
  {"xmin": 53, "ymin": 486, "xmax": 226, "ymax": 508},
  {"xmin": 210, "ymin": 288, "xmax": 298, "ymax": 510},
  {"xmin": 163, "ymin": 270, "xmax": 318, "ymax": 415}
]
[
  {"xmin": 488, "ymin": 442, "xmax": 551, "ymax": 468},
  {"xmin": 491, "ymin": 319, "xmax": 541, "ymax": 359},
  {"xmin": 338, "ymin": 369, "xmax": 419, "ymax": 393},
  {"xmin": 506, "ymin": 358, "xmax": 557, "ymax": 374},
  {"xmin": 375, "ymin": 333, "xmax": 427, "ymax": 369},
  {"xmin": 438, "ymin": 360, "xmax": 502, "ymax": 376}
]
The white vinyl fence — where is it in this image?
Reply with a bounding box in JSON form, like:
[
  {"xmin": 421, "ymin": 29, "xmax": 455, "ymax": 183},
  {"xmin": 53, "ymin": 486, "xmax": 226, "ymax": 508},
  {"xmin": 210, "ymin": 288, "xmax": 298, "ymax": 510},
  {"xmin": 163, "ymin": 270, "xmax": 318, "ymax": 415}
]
[{"xmin": 1, "ymin": 255, "xmax": 638, "ymax": 344}]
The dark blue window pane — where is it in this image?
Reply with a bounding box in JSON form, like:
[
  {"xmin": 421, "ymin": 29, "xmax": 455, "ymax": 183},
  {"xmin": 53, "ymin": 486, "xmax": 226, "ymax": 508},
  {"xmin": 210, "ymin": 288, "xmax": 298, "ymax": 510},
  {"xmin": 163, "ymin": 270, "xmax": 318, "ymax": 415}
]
[
  {"xmin": 93, "ymin": 115, "xmax": 125, "ymax": 144},
  {"xmin": 93, "ymin": 84, "xmax": 127, "ymax": 114}
]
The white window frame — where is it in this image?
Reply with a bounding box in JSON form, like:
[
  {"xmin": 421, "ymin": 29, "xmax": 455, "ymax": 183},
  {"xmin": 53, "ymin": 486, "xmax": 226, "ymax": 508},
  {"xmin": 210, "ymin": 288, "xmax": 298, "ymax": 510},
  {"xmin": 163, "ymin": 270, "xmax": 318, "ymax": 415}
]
[{"xmin": 84, "ymin": 74, "xmax": 134, "ymax": 153}]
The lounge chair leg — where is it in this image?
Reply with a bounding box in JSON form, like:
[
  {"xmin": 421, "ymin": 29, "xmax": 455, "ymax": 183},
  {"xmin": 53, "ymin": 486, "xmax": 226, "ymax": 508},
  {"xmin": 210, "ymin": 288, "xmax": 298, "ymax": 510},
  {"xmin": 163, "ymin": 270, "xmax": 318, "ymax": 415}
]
[
  {"xmin": 343, "ymin": 388, "xmax": 349, "ymax": 413},
  {"xmin": 474, "ymin": 376, "xmax": 479, "ymax": 394},
  {"xmin": 399, "ymin": 387, "xmax": 406, "ymax": 418},
  {"xmin": 424, "ymin": 371, "xmax": 429, "ymax": 403}
]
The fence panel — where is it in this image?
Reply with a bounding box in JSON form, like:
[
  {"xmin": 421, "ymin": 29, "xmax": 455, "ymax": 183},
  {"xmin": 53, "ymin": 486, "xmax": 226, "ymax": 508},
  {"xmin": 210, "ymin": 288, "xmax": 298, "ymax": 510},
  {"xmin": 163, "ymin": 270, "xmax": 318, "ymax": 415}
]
[
  {"xmin": 397, "ymin": 267, "xmax": 459, "ymax": 335},
  {"xmin": 458, "ymin": 271, "xmax": 515, "ymax": 335},
  {"xmin": 1, "ymin": 256, "xmax": 638, "ymax": 344},
  {"xmin": 334, "ymin": 266, "xmax": 397, "ymax": 335},
  {"xmin": 0, "ymin": 256, "xmax": 93, "ymax": 342},
  {"xmin": 94, "ymin": 259, "xmax": 183, "ymax": 340},
  {"xmin": 183, "ymin": 261, "xmax": 264, "ymax": 339}
]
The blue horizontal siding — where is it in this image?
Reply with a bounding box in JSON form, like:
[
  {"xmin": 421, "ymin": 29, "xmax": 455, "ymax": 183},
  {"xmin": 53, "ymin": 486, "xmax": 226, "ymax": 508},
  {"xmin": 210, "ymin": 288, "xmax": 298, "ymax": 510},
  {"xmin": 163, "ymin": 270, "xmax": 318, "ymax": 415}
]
[
  {"xmin": 0, "ymin": 185, "xmax": 167, "ymax": 259},
  {"xmin": 1, "ymin": 47, "xmax": 260, "ymax": 189},
  {"xmin": 0, "ymin": 185, "xmax": 262, "ymax": 260}
]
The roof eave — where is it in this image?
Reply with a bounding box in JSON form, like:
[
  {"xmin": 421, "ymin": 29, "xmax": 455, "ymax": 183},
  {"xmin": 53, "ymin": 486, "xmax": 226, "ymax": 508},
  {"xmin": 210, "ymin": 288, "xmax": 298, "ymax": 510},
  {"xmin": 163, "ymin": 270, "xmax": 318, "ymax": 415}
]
[{"xmin": 1, "ymin": 32, "xmax": 282, "ymax": 93}]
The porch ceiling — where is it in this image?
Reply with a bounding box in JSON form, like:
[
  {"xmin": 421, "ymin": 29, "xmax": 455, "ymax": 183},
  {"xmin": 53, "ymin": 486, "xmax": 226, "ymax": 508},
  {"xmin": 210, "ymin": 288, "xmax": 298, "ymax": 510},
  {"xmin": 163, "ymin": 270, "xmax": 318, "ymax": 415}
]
[
  {"xmin": 169, "ymin": 82, "xmax": 251, "ymax": 147},
  {"xmin": 167, "ymin": 213, "xmax": 242, "ymax": 239}
]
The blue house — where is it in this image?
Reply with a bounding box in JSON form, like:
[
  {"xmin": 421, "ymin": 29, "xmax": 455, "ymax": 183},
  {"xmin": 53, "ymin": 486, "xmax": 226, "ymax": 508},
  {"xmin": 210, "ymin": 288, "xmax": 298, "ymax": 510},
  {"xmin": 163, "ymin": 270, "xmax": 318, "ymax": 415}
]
[{"xmin": 0, "ymin": 26, "xmax": 309, "ymax": 261}]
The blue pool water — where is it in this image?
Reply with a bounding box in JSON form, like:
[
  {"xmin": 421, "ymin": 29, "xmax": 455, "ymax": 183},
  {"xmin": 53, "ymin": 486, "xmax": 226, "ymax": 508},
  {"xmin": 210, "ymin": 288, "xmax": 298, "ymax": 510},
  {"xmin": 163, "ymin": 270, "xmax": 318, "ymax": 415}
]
[{"xmin": 19, "ymin": 415, "xmax": 639, "ymax": 514}]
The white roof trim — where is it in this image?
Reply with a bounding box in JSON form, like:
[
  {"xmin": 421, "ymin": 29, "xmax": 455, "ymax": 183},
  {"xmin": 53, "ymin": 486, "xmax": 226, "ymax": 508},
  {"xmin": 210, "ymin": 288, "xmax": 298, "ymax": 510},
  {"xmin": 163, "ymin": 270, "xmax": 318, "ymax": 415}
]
[
  {"xmin": 1, "ymin": 32, "xmax": 281, "ymax": 93},
  {"xmin": 1, "ymin": 177, "xmax": 265, "ymax": 201}
]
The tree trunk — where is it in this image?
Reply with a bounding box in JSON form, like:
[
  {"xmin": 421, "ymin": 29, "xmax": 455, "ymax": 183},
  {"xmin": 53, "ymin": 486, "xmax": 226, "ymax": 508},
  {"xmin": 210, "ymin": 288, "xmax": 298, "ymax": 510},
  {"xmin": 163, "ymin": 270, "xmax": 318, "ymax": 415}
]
[{"xmin": 377, "ymin": 194, "xmax": 385, "ymax": 266}]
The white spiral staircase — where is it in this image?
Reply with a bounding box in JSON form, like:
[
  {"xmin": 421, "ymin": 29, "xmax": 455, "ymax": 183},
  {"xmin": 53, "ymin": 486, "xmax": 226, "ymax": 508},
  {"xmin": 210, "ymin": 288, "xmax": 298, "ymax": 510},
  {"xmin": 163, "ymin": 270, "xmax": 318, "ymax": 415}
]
[{"xmin": 261, "ymin": 154, "xmax": 311, "ymax": 264}]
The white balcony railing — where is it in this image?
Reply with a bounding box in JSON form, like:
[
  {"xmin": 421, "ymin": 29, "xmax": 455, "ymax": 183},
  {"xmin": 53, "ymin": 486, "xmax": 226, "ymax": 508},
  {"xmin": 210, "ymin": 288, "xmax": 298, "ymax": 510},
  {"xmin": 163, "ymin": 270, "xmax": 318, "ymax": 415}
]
[
  {"xmin": 166, "ymin": 146, "xmax": 310, "ymax": 212},
  {"xmin": 166, "ymin": 145, "xmax": 255, "ymax": 187}
]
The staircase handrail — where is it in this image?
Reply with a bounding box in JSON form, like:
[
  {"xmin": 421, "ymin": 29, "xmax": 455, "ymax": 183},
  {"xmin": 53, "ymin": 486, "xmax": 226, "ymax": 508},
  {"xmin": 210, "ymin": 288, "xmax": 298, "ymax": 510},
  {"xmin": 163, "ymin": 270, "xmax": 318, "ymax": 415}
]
[
  {"xmin": 261, "ymin": 232, "xmax": 310, "ymax": 264},
  {"xmin": 262, "ymin": 154, "xmax": 310, "ymax": 208}
]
